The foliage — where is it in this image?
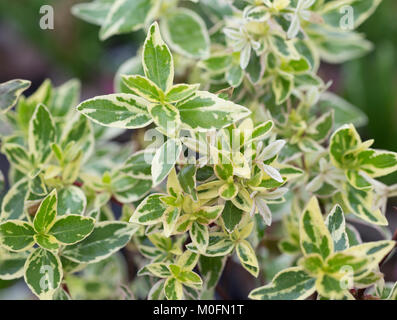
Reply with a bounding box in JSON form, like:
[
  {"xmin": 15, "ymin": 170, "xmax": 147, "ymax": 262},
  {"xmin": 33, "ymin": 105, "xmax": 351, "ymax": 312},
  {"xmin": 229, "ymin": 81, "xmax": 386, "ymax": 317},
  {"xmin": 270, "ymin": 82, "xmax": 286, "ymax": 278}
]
[{"xmin": 0, "ymin": 0, "xmax": 396, "ymax": 300}]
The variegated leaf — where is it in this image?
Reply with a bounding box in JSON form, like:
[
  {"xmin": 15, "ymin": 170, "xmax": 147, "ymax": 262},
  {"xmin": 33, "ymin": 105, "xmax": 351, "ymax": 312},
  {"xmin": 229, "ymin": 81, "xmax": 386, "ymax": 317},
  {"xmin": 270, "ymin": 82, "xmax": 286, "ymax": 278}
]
[
  {"xmin": 61, "ymin": 221, "xmax": 138, "ymax": 264},
  {"xmin": 321, "ymin": 0, "xmax": 382, "ymax": 29},
  {"xmin": 130, "ymin": 194, "xmax": 167, "ymax": 225},
  {"xmin": 249, "ymin": 267, "xmax": 316, "ymax": 300},
  {"xmin": 0, "ymin": 79, "xmax": 30, "ymax": 113},
  {"xmin": 121, "ymin": 149, "xmax": 155, "ymax": 180},
  {"xmin": 164, "ymin": 277, "xmax": 183, "ymax": 300},
  {"xmin": 33, "ymin": 190, "xmax": 58, "ymax": 234},
  {"xmin": 48, "ymin": 215, "xmax": 95, "ymax": 245},
  {"xmin": 165, "ymin": 84, "xmax": 199, "ymax": 103},
  {"xmin": 342, "ymin": 185, "xmax": 388, "ymax": 225},
  {"xmin": 99, "ymin": 0, "xmax": 153, "ymax": 40},
  {"xmin": 300, "ymin": 197, "xmax": 334, "ymax": 259},
  {"xmin": 160, "ymin": 8, "xmax": 210, "ymax": 59},
  {"xmin": 57, "ymin": 186, "xmax": 87, "ymax": 216},
  {"xmin": 236, "ymin": 239, "xmax": 259, "ymax": 277},
  {"xmin": 0, "ymin": 220, "xmax": 35, "ymax": 252},
  {"xmin": 177, "ymin": 91, "xmax": 251, "ymax": 131},
  {"xmin": 28, "ymin": 104, "xmax": 56, "ymax": 164},
  {"xmin": 0, "ymin": 178, "xmax": 29, "ymax": 221},
  {"xmin": 151, "ymin": 139, "xmax": 182, "ymax": 187},
  {"xmin": 0, "ymin": 247, "xmax": 29, "ymax": 280},
  {"xmin": 143, "ymin": 22, "xmax": 174, "ymax": 92},
  {"xmin": 24, "ymin": 247, "xmax": 63, "ymax": 299},
  {"xmin": 189, "ymin": 222, "xmax": 209, "ymax": 253},
  {"xmin": 122, "ymin": 75, "xmax": 164, "ymax": 102},
  {"xmin": 76, "ymin": 93, "xmax": 152, "ymax": 129},
  {"xmin": 325, "ymin": 205, "xmax": 349, "ymax": 252}
]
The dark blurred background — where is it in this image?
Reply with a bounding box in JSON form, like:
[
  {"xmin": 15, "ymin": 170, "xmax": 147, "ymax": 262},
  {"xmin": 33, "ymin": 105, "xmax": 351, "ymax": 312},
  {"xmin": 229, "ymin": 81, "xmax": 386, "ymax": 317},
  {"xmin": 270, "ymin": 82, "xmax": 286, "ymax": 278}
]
[{"xmin": 0, "ymin": 0, "xmax": 396, "ymax": 299}]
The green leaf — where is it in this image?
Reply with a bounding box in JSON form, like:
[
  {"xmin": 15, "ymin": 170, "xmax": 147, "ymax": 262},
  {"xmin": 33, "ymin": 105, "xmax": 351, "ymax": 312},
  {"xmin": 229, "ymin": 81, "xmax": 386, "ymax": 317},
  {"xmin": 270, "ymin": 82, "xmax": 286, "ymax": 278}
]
[
  {"xmin": 346, "ymin": 224, "xmax": 362, "ymax": 246},
  {"xmin": 130, "ymin": 194, "xmax": 167, "ymax": 225},
  {"xmin": 315, "ymin": 273, "xmax": 346, "ymax": 300},
  {"xmin": 34, "ymin": 233, "xmax": 59, "ymax": 251},
  {"xmin": 176, "ymin": 250, "xmax": 199, "ymax": 271},
  {"xmin": 246, "ymin": 52, "xmax": 264, "ymax": 84},
  {"xmin": 342, "ymin": 185, "xmax": 388, "ymax": 225},
  {"xmin": 244, "ymin": 5, "xmax": 270, "ymax": 22},
  {"xmin": 143, "ymin": 22, "xmax": 174, "ymax": 92},
  {"xmin": 269, "ymin": 34, "xmax": 299, "ymax": 60},
  {"xmin": 49, "ymin": 215, "xmax": 95, "ymax": 245},
  {"xmin": 71, "ymin": 0, "xmax": 112, "ymax": 26},
  {"xmin": 324, "ymin": 252, "xmax": 368, "ymax": 275},
  {"xmin": 200, "ymin": 54, "xmax": 232, "ymax": 74},
  {"xmin": 33, "ymin": 190, "xmax": 58, "ymax": 234},
  {"xmin": 177, "ymin": 91, "xmax": 250, "ymax": 131},
  {"xmin": 0, "ymin": 220, "xmax": 35, "ymax": 252},
  {"xmin": 0, "ymin": 79, "xmax": 30, "ymax": 113},
  {"xmin": 165, "ymin": 84, "xmax": 199, "ymax": 103},
  {"xmin": 148, "ymin": 103, "xmax": 180, "ymax": 134},
  {"xmin": 24, "ymin": 248, "xmax": 62, "ymax": 299},
  {"xmin": 226, "ymin": 65, "xmax": 244, "ymax": 87},
  {"xmin": 345, "ymin": 169, "xmax": 372, "ymax": 190},
  {"xmin": 195, "ymin": 206, "xmax": 224, "ymax": 225},
  {"xmin": 198, "ymin": 255, "xmax": 226, "ymax": 290},
  {"xmin": 164, "ymin": 277, "xmax": 183, "ymax": 300},
  {"xmin": 122, "ymin": 75, "xmax": 164, "ymax": 102},
  {"xmin": 152, "ymin": 139, "xmax": 182, "ymax": 187},
  {"xmin": 298, "ymin": 254, "xmax": 324, "ymax": 275},
  {"xmin": 146, "ymin": 262, "xmax": 172, "ymax": 278},
  {"xmin": 325, "ymin": 205, "xmax": 349, "ymax": 252},
  {"xmin": 60, "ymin": 115, "xmax": 94, "ymax": 163},
  {"xmin": 307, "ymin": 111, "xmax": 334, "ymax": 142},
  {"xmin": 0, "ymin": 248, "xmax": 28, "ymax": 280},
  {"xmin": 222, "ymin": 201, "xmax": 244, "ymax": 233},
  {"xmin": 178, "ymin": 270, "xmax": 202, "ymax": 289},
  {"xmin": 300, "ymin": 197, "xmax": 334, "ymax": 260},
  {"xmin": 190, "ymin": 222, "xmax": 209, "ymax": 253},
  {"xmin": 51, "ymin": 79, "xmax": 81, "ymax": 117},
  {"xmin": 178, "ymin": 165, "xmax": 198, "ymax": 201},
  {"xmin": 219, "ymin": 183, "xmax": 238, "ymax": 200},
  {"xmin": 316, "ymin": 92, "xmax": 368, "ymax": 128},
  {"xmin": 53, "ymin": 287, "xmax": 72, "ymax": 300},
  {"xmin": 163, "ymin": 207, "xmax": 180, "ymax": 237},
  {"xmin": 321, "ymin": 0, "xmax": 382, "ymax": 29},
  {"xmin": 188, "ymin": 232, "xmax": 234, "ymax": 257},
  {"xmin": 121, "ymin": 149, "xmax": 155, "ymax": 180},
  {"xmin": 76, "ymin": 93, "xmax": 152, "ymax": 129},
  {"xmin": 309, "ymin": 25, "xmax": 372, "ymax": 64},
  {"xmin": 359, "ymin": 149, "xmax": 397, "ymax": 178},
  {"xmin": 329, "ymin": 124, "xmax": 361, "ymax": 168},
  {"xmin": 111, "ymin": 173, "xmax": 152, "ymax": 203},
  {"xmin": 148, "ymin": 279, "xmax": 166, "ymax": 300},
  {"xmin": 57, "ymin": 186, "xmax": 87, "ymax": 216},
  {"xmin": 236, "ymin": 240, "xmax": 259, "ymax": 277},
  {"xmin": 61, "ymin": 221, "xmax": 138, "ymax": 264},
  {"xmin": 28, "ymin": 104, "xmax": 56, "ymax": 164},
  {"xmin": 272, "ymin": 72, "xmax": 293, "ymax": 104},
  {"xmin": 249, "ymin": 267, "xmax": 316, "ymax": 300},
  {"xmin": 16, "ymin": 79, "xmax": 52, "ymax": 132},
  {"xmin": 0, "ymin": 178, "xmax": 29, "ymax": 221},
  {"xmin": 161, "ymin": 8, "xmax": 210, "ymax": 59},
  {"xmin": 99, "ymin": 0, "xmax": 153, "ymax": 40},
  {"xmin": 387, "ymin": 282, "xmax": 397, "ymax": 300},
  {"xmin": 246, "ymin": 120, "xmax": 274, "ymax": 144}
]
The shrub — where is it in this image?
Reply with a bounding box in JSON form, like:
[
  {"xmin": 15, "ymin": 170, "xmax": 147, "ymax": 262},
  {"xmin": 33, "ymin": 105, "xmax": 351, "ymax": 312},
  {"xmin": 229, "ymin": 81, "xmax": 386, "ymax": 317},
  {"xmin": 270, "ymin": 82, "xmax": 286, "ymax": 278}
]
[{"xmin": 0, "ymin": 0, "xmax": 396, "ymax": 300}]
